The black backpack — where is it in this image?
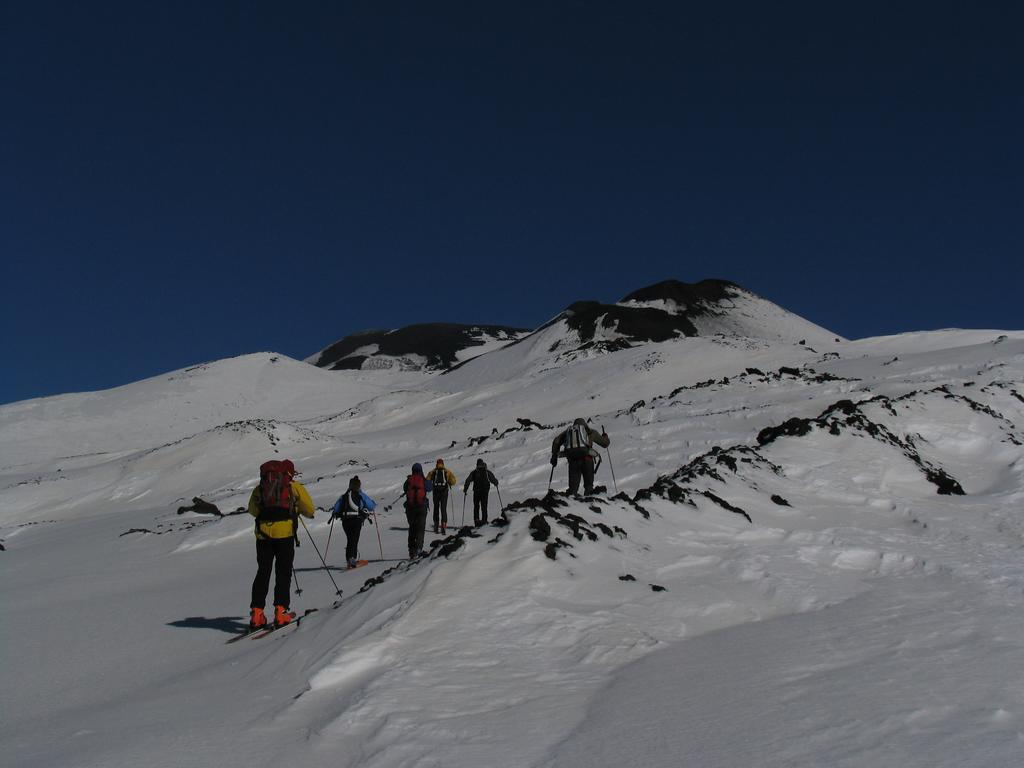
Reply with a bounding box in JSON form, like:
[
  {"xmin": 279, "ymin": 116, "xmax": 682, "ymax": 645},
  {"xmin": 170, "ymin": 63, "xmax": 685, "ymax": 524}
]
[
  {"xmin": 473, "ymin": 468, "xmax": 492, "ymax": 490},
  {"xmin": 339, "ymin": 491, "xmax": 364, "ymax": 517},
  {"xmin": 432, "ymin": 468, "xmax": 448, "ymax": 488}
]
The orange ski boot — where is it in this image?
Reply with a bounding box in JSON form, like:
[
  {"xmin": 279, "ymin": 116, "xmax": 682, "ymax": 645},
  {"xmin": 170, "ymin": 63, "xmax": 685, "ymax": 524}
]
[
  {"xmin": 274, "ymin": 605, "xmax": 294, "ymax": 628},
  {"xmin": 249, "ymin": 607, "xmax": 267, "ymax": 630}
]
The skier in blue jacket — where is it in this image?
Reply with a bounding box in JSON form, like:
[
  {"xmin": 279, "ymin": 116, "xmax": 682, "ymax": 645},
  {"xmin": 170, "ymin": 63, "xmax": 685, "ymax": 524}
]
[{"xmin": 331, "ymin": 476, "xmax": 377, "ymax": 568}]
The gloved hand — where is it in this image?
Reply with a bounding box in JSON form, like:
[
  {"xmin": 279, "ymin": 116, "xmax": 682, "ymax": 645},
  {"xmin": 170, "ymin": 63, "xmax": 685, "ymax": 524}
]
[{"xmin": 550, "ymin": 456, "xmax": 558, "ymax": 467}]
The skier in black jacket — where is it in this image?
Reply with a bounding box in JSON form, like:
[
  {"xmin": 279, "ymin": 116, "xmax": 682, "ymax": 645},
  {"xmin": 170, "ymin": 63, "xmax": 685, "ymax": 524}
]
[{"xmin": 464, "ymin": 459, "xmax": 499, "ymax": 527}]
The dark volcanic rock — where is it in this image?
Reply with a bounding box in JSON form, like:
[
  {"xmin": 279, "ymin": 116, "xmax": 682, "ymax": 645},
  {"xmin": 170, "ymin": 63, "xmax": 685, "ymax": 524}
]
[
  {"xmin": 436, "ymin": 537, "xmax": 465, "ymax": 558},
  {"xmin": 312, "ymin": 323, "xmax": 527, "ymax": 371},
  {"xmin": 176, "ymin": 497, "xmax": 222, "ymax": 516},
  {"xmin": 701, "ymin": 491, "xmax": 753, "ymax": 523},
  {"xmin": 561, "ymin": 300, "xmax": 700, "ymax": 344},
  {"xmin": 620, "ymin": 279, "xmax": 738, "ymax": 306},
  {"xmin": 529, "ymin": 515, "xmax": 552, "ymax": 541}
]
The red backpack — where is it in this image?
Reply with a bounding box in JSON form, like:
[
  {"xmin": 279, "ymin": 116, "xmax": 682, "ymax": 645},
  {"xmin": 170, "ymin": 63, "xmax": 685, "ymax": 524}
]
[
  {"xmin": 405, "ymin": 473, "xmax": 427, "ymax": 508},
  {"xmin": 259, "ymin": 460, "xmax": 294, "ymax": 514}
]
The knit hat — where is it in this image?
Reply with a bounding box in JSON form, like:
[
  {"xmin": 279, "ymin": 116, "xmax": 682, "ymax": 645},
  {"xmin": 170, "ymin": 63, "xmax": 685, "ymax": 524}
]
[
  {"xmin": 412, "ymin": 463, "xmax": 423, "ymax": 475},
  {"xmin": 436, "ymin": 458, "xmax": 444, "ymax": 467},
  {"xmin": 348, "ymin": 476, "xmax": 361, "ymax": 490}
]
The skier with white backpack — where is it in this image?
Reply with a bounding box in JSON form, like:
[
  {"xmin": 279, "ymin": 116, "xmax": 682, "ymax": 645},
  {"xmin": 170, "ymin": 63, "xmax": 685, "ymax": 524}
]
[
  {"xmin": 550, "ymin": 418, "xmax": 611, "ymax": 495},
  {"xmin": 331, "ymin": 476, "xmax": 377, "ymax": 568}
]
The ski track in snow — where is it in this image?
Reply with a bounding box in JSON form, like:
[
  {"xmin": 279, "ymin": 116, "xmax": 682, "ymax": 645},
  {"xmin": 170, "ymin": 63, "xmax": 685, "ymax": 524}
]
[{"xmin": 1, "ymin": 328, "xmax": 1023, "ymax": 767}]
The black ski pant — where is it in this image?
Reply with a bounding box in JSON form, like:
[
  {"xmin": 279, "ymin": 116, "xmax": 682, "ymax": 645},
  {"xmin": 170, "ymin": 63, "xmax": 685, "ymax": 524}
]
[
  {"xmin": 251, "ymin": 536, "xmax": 295, "ymax": 609},
  {"xmin": 473, "ymin": 490, "xmax": 490, "ymax": 526},
  {"xmin": 567, "ymin": 456, "xmax": 596, "ymax": 495},
  {"xmin": 341, "ymin": 516, "xmax": 363, "ymax": 562},
  {"xmin": 405, "ymin": 504, "xmax": 428, "ymax": 558},
  {"xmin": 433, "ymin": 487, "xmax": 449, "ymax": 529}
]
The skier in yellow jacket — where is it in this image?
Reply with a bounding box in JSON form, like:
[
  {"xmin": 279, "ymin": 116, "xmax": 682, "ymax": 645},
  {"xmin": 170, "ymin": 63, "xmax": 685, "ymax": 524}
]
[
  {"xmin": 247, "ymin": 459, "xmax": 315, "ymax": 629},
  {"xmin": 428, "ymin": 459, "xmax": 458, "ymax": 533}
]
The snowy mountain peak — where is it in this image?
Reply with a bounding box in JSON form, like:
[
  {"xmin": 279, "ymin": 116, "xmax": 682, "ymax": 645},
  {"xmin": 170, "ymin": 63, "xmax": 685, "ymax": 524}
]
[
  {"xmin": 609, "ymin": 277, "xmax": 843, "ymax": 346},
  {"xmin": 557, "ymin": 277, "xmax": 842, "ymax": 349},
  {"xmin": 440, "ymin": 278, "xmax": 844, "ymax": 380}
]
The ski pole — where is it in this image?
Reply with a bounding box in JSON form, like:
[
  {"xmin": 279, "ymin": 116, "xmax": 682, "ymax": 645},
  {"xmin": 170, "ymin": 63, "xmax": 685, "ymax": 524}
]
[
  {"xmin": 372, "ymin": 510, "xmax": 384, "ymax": 559},
  {"xmin": 547, "ymin": 463, "xmax": 555, "ymax": 491},
  {"xmin": 604, "ymin": 447, "xmax": 618, "ymax": 493},
  {"xmin": 323, "ymin": 512, "xmax": 336, "ymax": 563},
  {"xmin": 298, "ymin": 516, "xmax": 343, "ymax": 597},
  {"xmin": 292, "ymin": 564, "xmax": 303, "ymax": 597},
  {"xmin": 384, "ymin": 493, "xmax": 404, "ymax": 512},
  {"xmin": 461, "ymin": 491, "xmax": 467, "ymax": 527},
  {"xmin": 496, "ymin": 486, "xmax": 504, "ymax": 512}
]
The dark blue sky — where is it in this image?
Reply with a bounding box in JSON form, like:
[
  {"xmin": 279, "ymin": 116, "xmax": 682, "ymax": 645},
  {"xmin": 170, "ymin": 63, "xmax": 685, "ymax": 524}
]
[{"xmin": 2, "ymin": 2, "xmax": 1021, "ymax": 404}]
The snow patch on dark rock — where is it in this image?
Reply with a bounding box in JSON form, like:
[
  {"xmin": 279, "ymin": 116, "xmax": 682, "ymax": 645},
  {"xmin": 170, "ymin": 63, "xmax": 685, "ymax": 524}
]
[{"xmin": 311, "ymin": 323, "xmax": 529, "ymax": 372}]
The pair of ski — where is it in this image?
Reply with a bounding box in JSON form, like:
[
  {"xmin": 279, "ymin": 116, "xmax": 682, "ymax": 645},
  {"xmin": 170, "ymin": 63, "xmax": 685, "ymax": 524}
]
[
  {"xmin": 226, "ymin": 559, "xmax": 404, "ymax": 645},
  {"xmin": 225, "ymin": 607, "xmax": 320, "ymax": 644}
]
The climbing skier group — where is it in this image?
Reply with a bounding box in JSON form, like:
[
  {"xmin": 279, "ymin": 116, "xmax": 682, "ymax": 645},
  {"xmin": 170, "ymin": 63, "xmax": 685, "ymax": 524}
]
[
  {"xmin": 243, "ymin": 420, "xmax": 610, "ymax": 630},
  {"xmin": 401, "ymin": 458, "xmax": 499, "ymax": 562}
]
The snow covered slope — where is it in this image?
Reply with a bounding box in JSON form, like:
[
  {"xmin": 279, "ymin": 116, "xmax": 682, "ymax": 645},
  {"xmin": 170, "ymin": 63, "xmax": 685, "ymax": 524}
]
[{"xmin": 1, "ymin": 306, "xmax": 1023, "ymax": 767}]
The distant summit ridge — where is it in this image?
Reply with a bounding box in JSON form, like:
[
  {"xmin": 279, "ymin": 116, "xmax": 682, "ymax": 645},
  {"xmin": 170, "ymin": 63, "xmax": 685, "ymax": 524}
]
[
  {"xmin": 619, "ymin": 277, "xmax": 738, "ymax": 306},
  {"xmin": 310, "ymin": 278, "xmax": 843, "ymax": 373}
]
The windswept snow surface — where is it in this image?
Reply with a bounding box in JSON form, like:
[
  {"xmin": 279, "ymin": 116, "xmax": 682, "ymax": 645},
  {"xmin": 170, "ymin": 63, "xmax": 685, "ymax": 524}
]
[{"xmin": 2, "ymin": 330, "xmax": 1023, "ymax": 767}]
